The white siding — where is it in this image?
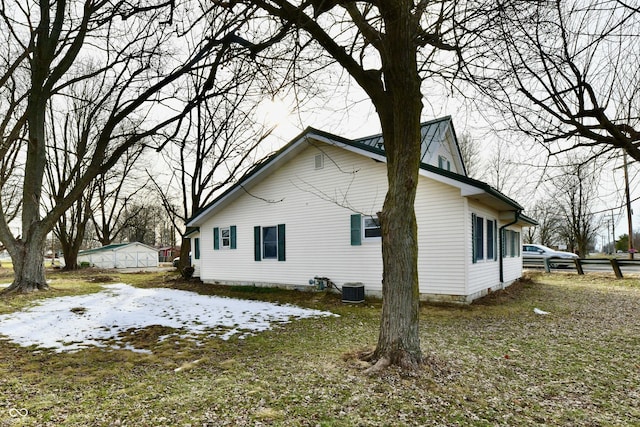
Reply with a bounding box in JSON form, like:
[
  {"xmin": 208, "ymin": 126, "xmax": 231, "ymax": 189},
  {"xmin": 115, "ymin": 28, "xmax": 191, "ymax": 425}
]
[
  {"xmin": 502, "ymin": 226, "xmax": 523, "ymax": 284},
  {"xmin": 196, "ymin": 139, "xmax": 526, "ymax": 302},
  {"xmin": 198, "ymin": 143, "xmax": 386, "ymax": 292},
  {"xmin": 467, "ymin": 201, "xmax": 502, "ymax": 297},
  {"xmin": 432, "ymin": 132, "xmax": 461, "ymax": 174},
  {"xmin": 416, "ymin": 179, "xmax": 467, "ymax": 297}
]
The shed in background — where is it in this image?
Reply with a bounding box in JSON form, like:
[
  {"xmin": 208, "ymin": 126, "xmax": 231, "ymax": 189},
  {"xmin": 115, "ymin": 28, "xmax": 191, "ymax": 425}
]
[{"xmin": 76, "ymin": 242, "xmax": 159, "ymax": 269}]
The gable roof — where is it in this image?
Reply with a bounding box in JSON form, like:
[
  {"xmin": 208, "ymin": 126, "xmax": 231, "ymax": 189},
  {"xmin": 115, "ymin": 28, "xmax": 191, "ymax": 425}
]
[
  {"xmin": 78, "ymin": 242, "xmax": 158, "ymax": 255},
  {"xmin": 352, "ymin": 116, "xmax": 467, "ymax": 176},
  {"xmin": 187, "ymin": 117, "xmax": 533, "ymax": 227}
]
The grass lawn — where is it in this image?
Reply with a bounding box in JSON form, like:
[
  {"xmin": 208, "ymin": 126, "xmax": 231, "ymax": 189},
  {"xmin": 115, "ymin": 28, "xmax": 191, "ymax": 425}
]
[{"xmin": 0, "ymin": 268, "xmax": 639, "ymax": 426}]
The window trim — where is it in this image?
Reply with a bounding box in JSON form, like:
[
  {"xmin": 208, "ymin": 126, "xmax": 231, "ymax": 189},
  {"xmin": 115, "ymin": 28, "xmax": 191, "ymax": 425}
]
[
  {"xmin": 487, "ymin": 219, "xmax": 497, "ymax": 261},
  {"xmin": 472, "ymin": 214, "xmax": 500, "ymax": 264},
  {"xmin": 214, "ymin": 226, "xmax": 236, "ymax": 250},
  {"xmin": 262, "ymin": 225, "xmax": 278, "ymax": 260},
  {"xmin": 221, "ymin": 227, "xmax": 231, "ymax": 249},
  {"xmin": 254, "ymin": 224, "xmax": 285, "ymax": 261},
  {"xmin": 502, "ymin": 229, "xmax": 521, "ymax": 258},
  {"xmin": 438, "ymin": 155, "xmax": 451, "ymax": 171},
  {"xmin": 194, "ymin": 237, "xmax": 200, "ymax": 260},
  {"xmin": 363, "ymin": 215, "xmax": 381, "ymax": 240},
  {"xmin": 472, "ymin": 213, "xmax": 484, "ymax": 263}
]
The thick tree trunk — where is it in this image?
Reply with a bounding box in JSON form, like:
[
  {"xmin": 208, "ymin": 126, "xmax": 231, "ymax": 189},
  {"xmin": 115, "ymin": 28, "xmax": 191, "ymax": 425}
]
[
  {"xmin": 365, "ymin": 1, "xmax": 424, "ymax": 371},
  {"xmin": 3, "ymin": 2, "xmax": 52, "ymax": 294},
  {"xmin": 3, "ymin": 237, "xmax": 49, "ymax": 294},
  {"xmin": 369, "ymin": 114, "xmax": 423, "ymax": 370},
  {"xmin": 60, "ymin": 239, "xmax": 80, "ymax": 271},
  {"xmin": 178, "ymin": 237, "xmax": 192, "ymax": 276}
]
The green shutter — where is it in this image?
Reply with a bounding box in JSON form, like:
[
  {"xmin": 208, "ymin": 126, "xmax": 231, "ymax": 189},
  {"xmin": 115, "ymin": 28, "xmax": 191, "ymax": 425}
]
[
  {"xmin": 351, "ymin": 214, "xmax": 362, "ymax": 246},
  {"xmin": 254, "ymin": 226, "xmax": 261, "ymax": 261},
  {"xmin": 471, "ymin": 213, "xmax": 477, "ymax": 263},
  {"xmin": 277, "ymin": 224, "xmax": 286, "ymax": 261},
  {"xmin": 230, "ymin": 225, "xmax": 237, "ymax": 250},
  {"xmin": 213, "ymin": 227, "xmax": 219, "ymax": 250},
  {"xmin": 194, "ymin": 238, "xmax": 200, "ymax": 260}
]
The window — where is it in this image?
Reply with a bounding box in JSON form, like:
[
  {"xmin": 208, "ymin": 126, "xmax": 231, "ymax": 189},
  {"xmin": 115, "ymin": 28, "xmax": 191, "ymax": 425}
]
[
  {"xmin": 263, "ymin": 226, "xmax": 278, "ymax": 259},
  {"xmin": 472, "ymin": 215, "xmax": 500, "ymax": 263},
  {"xmin": 221, "ymin": 227, "xmax": 230, "ymax": 248},
  {"xmin": 502, "ymin": 230, "xmax": 521, "ymax": 258},
  {"xmin": 350, "ymin": 214, "xmax": 381, "ymax": 245},
  {"xmin": 254, "ymin": 224, "xmax": 285, "ymax": 261},
  {"xmin": 363, "ymin": 216, "xmax": 381, "ymax": 239},
  {"xmin": 472, "ymin": 213, "xmax": 484, "ymax": 262},
  {"xmin": 487, "ymin": 219, "xmax": 496, "ymax": 260},
  {"xmin": 194, "ymin": 238, "xmax": 200, "ymax": 260},
  {"xmin": 213, "ymin": 226, "xmax": 236, "ymax": 250},
  {"xmin": 314, "ymin": 153, "xmax": 324, "ymax": 169},
  {"xmin": 438, "ymin": 155, "xmax": 451, "ymax": 171}
]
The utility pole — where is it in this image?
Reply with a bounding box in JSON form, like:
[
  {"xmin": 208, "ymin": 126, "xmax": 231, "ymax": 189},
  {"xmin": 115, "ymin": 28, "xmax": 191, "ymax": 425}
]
[
  {"xmin": 612, "ymin": 211, "xmax": 616, "ymax": 254},
  {"xmin": 624, "ymin": 153, "xmax": 634, "ymax": 259}
]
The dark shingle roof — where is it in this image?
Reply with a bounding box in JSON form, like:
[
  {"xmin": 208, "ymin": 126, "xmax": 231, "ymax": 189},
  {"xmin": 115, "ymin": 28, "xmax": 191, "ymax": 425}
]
[{"xmin": 187, "ymin": 117, "xmax": 529, "ymax": 225}]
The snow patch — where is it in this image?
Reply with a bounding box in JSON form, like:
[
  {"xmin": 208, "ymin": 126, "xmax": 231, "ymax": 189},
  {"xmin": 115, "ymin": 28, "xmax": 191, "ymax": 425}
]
[{"xmin": 0, "ymin": 283, "xmax": 337, "ymax": 353}]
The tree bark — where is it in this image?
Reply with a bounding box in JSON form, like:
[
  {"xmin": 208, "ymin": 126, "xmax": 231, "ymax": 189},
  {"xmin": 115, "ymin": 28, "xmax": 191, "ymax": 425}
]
[
  {"xmin": 0, "ymin": 0, "xmax": 224, "ymax": 292},
  {"xmin": 3, "ymin": 237, "xmax": 49, "ymax": 294},
  {"xmin": 258, "ymin": 0, "xmax": 427, "ymax": 370},
  {"xmin": 10, "ymin": 12, "xmax": 51, "ymax": 292},
  {"xmin": 366, "ymin": 1, "xmax": 424, "ymax": 370},
  {"xmin": 178, "ymin": 237, "xmax": 192, "ymax": 274}
]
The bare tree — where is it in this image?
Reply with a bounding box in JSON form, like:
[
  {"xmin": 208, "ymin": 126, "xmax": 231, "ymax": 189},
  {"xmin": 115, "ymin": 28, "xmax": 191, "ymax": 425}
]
[
  {"xmin": 476, "ymin": 1, "xmax": 640, "ymax": 162},
  {"xmin": 483, "ymin": 138, "xmax": 525, "ymax": 199},
  {"xmin": 120, "ymin": 201, "xmax": 168, "ymax": 246},
  {"xmin": 91, "ymin": 148, "xmax": 149, "ymax": 247},
  {"xmin": 0, "ymin": 0, "xmax": 246, "ymax": 293},
  {"xmin": 42, "ymin": 82, "xmax": 133, "ymax": 270},
  {"xmin": 214, "ymin": 0, "xmax": 504, "ymax": 371},
  {"xmin": 523, "ymin": 199, "xmax": 562, "ymax": 246},
  {"xmin": 151, "ymin": 59, "xmax": 273, "ymax": 274},
  {"xmin": 457, "ymin": 132, "xmax": 483, "ymax": 179},
  {"xmin": 553, "ymin": 159, "xmax": 602, "ymax": 257}
]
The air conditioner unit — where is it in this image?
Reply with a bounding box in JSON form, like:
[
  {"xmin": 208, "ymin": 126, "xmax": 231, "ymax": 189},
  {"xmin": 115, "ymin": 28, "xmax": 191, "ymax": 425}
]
[{"xmin": 342, "ymin": 282, "xmax": 364, "ymax": 303}]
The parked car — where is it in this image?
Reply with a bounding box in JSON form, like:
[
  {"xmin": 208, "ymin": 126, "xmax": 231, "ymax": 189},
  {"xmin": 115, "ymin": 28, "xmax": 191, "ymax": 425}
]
[
  {"xmin": 172, "ymin": 254, "xmax": 191, "ymax": 268},
  {"xmin": 522, "ymin": 244, "xmax": 579, "ymax": 267}
]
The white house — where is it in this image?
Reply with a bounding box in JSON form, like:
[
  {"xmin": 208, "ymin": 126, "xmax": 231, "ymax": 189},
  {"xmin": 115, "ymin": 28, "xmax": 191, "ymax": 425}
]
[
  {"xmin": 77, "ymin": 242, "xmax": 159, "ymax": 269},
  {"xmin": 186, "ymin": 117, "xmax": 536, "ymax": 303}
]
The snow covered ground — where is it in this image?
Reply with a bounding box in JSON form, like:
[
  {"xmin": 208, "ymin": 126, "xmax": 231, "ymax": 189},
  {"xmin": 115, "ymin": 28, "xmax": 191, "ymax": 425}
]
[{"xmin": 0, "ymin": 283, "xmax": 337, "ymax": 353}]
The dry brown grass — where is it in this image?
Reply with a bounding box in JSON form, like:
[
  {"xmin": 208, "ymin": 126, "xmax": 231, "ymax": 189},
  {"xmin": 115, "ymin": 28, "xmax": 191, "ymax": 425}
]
[{"xmin": 0, "ymin": 270, "xmax": 638, "ymax": 426}]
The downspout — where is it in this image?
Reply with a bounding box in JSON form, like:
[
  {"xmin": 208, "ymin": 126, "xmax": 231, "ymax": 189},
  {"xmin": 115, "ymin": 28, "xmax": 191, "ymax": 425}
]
[{"xmin": 499, "ymin": 210, "xmax": 521, "ymax": 283}]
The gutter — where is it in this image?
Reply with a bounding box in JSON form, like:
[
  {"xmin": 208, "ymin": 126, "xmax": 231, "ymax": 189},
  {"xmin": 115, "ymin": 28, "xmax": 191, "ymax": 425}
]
[{"xmin": 499, "ymin": 210, "xmax": 521, "ymax": 283}]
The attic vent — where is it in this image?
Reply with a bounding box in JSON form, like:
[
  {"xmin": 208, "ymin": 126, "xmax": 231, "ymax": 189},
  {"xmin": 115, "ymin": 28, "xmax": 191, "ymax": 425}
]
[{"xmin": 314, "ymin": 153, "xmax": 324, "ymax": 169}]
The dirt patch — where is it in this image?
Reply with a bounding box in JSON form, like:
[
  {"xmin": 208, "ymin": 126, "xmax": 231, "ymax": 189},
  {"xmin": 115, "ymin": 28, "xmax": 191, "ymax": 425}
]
[
  {"xmin": 116, "ymin": 324, "xmax": 181, "ymax": 350},
  {"xmin": 87, "ymin": 275, "xmax": 116, "ymax": 283},
  {"xmin": 472, "ymin": 275, "xmax": 534, "ymax": 306}
]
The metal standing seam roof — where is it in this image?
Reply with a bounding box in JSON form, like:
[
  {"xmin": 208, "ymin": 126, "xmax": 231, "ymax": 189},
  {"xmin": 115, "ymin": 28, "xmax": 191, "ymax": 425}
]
[{"xmin": 353, "ymin": 116, "xmax": 452, "ymax": 164}]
